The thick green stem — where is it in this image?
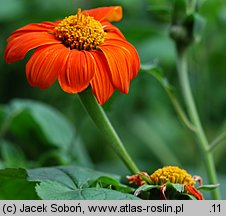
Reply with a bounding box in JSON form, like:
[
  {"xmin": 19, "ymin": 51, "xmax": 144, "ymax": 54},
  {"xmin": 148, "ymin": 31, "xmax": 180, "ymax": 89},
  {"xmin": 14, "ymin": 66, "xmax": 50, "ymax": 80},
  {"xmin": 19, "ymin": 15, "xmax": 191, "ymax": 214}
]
[
  {"xmin": 78, "ymin": 87, "xmax": 139, "ymax": 174},
  {"xmin": 176, "ymin": 49, "xmax": 220, "ymax": 199}
]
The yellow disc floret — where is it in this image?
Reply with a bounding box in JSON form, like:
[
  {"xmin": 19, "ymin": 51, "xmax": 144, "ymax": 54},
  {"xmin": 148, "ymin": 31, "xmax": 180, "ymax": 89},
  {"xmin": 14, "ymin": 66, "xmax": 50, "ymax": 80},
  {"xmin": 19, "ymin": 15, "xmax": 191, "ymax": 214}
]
[
  {"xmin": 54, "ymin": 9, "xmax": 106, "ymax": 50},
  {"xmin": 150, "ymin": 166, "xmax": 195, "ymax": 186}
]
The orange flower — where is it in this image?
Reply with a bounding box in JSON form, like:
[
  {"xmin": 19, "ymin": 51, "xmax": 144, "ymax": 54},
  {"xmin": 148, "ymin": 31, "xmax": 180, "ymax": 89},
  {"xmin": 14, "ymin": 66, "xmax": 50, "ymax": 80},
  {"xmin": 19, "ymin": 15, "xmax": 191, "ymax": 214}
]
[
  {"xmin": 4, "ymin": 6, "xmax": 140, "ymax": 105},
  {"xmin": 127, "ymin": 166, "xmax": 204, "ymax": 200}
]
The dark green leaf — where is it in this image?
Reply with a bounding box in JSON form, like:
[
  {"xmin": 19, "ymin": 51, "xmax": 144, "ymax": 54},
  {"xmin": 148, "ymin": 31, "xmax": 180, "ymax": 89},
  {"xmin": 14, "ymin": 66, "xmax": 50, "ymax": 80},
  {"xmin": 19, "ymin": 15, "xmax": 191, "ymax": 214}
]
[
  {"xmin": 0, "ymin": 139, "xmax": 26, "ymax": 168},
  {"xmin": 27, "ymin": 165, "xmax": 119, "ymax": 189},
  {"xmin": 36, "ymin": 180, "xmax": 139, "ymax": 200},
  {"xmin": 0, "ymin": 165, "xmax": 138, "ymax": 200},
  {"xmin": 28, "ymin": 166, "xmax": 139, "ymax": 199},
  {"xmin": 0, "ymin": 168, "xmax": 39, "ymax": 199},
  {"xmin": 3, "ymin": 99, "xmax": 92, "ymax": 167},
  {"xmin": 9, "ymin": 99, "xmax": 75, "ymax": 150}
]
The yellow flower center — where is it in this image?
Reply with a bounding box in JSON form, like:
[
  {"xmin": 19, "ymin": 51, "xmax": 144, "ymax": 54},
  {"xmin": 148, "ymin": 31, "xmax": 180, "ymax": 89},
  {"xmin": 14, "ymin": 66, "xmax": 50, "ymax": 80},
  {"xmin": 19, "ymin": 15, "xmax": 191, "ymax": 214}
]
[
  {"xmin": 54, "ymin": 9, "xmax": 106, "ymax": 50},
  {"xmin": 150, "ymin": 166, "xmax": 195, "ymax": 186}
]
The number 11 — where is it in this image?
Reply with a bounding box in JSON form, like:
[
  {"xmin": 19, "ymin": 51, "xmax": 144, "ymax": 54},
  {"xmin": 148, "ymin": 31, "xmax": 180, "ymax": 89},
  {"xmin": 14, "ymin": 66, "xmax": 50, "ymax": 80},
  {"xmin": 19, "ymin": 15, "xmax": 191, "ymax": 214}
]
[{"xmin": 212, "ymin": 204, "xmax": 220, "ymax": 212}]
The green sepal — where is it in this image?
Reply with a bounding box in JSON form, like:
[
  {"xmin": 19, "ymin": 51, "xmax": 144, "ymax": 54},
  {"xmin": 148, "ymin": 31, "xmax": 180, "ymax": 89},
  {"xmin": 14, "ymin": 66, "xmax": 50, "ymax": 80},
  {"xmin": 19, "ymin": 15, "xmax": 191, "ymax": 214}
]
[
  {"xmin": 166, "ymin": 182, "xmax": 185, "ymax": 193},
  {"xmin": 197, "ymin": 184, "xmax": 220, "ymax": 191}
]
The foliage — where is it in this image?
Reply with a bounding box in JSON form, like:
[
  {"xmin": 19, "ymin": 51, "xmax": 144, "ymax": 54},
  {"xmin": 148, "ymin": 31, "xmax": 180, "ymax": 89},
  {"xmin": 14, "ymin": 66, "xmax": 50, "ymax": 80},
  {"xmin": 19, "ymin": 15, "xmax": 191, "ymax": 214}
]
[{"xmin": 0, "ymin": 166, "xmax": 139, "ymax": 200}]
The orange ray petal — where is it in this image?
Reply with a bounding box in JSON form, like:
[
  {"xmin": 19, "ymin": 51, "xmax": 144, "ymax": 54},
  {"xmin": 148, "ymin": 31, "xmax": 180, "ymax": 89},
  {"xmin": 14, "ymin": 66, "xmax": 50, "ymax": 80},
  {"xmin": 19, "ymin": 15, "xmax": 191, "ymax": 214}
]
[
  {"xmin": 99, "ymin": 45, "xmax": 130, "ymax": 94},
  {"xmin": 58, "ymin": 50, "xmax": 96, "ymax": 93},
  {"xmin": 84, "ymin": 6, "xmax": 122, "ymax": 22},
  {"xmin": 101, "ymin": 20, "xmax": 125, "ymax": 39},
  {"xmin": 7, "ymin": 21, "xmax": 58, "ymax": 42},
  {"xmin": 127, "ymin": 172, "xmax": 150, "ymax": 186},
  {"xmin": 185, "ymin": 185, "xmax": 204, "ymax": 200},
  {"xmin": 103, "ymin": 39, "xmax": 140, "ymax": 80},
  {"xmin": 89, "ymin": 51, "xmax": 114, "ymax": 105},
  {"xmin": 4, "ymin": 32, "xmax": 61, "ymax": 64},
  {"xmin": 26, "ymin": 44, "xmax": 70, "ymax": 89}
]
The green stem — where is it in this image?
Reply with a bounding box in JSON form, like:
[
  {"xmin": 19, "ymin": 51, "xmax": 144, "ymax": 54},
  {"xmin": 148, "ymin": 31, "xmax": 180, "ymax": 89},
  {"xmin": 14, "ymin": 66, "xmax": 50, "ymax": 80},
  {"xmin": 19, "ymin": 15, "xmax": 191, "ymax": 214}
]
[
  {"xmin": 78, "ymin": 87, "xmax": 139, "ymax": 174},
  {"xmin": 209, "ymin": 131, "xmax": 226, "ymax": 152},
  {"xmin": 176, "ymin": 48, "xmax": 220, "ymax": 199},
  {"xmin": 164, "ymin": 83, "xmax": 196, "ymax": 132}
]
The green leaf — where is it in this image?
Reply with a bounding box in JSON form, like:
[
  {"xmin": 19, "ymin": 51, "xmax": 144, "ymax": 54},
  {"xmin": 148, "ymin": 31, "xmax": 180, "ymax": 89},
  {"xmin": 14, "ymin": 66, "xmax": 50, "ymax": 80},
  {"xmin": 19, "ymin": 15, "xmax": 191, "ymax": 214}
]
[
  {"xmin": 0, "ymin": 165, "xmax": 140, "ymax": 200},
  {"xmin": 28, "ymin": 165, "xmax": 119, "ymax": 189},
  {"xmin": 197, "ymin": 184, "xmax": 220, "ymax": 191},
  {"xmin": 9, "ymin": 99, "xmax": 75, "ymax": 150},
  {"xmin": 29, "ymin": 166, "xmax": 139, "ymax": 200},
  {"xmin": 134, "ymin": 184, "xmax": 159, "ymax": 196},
  {"xmin": 89, "ymin": 176, "xmax": 117, "ymax": 187},
  {"xmin": 36, "ymin": 181, "xmax": 139, "ymax": 200},
  {"xmin": 2, "ymin": 99, "xmax": 92, "ymax": 167},
  {"xmin": 0, "ymin": 168, "xmax": 39, "ymax": 199},
  {"xmin": 89, "ymin": 176, "xmax": 134, "ymax": 193},
  {"xmin": 0, "ymin": 139, "xmax": 26, "ymax": 168}
]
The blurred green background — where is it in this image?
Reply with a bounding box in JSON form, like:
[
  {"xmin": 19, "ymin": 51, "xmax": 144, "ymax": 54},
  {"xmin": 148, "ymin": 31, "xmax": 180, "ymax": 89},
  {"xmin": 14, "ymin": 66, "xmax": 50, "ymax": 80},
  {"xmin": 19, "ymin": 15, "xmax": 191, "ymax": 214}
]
[{"xmin": 0, "ymin": 0, "xmax": 226, "ymax": 198}]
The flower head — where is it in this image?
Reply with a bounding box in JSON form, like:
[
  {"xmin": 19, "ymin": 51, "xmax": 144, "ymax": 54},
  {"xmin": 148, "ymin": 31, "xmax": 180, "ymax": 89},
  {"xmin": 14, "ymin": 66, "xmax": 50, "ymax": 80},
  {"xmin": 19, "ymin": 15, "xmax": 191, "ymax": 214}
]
[
  {"xmin": 150, "ymin": 166, "xmax": 196, "ymax": 186},
  {"xmin": 4, "ymin": 6, "xmax": 140, "ymax": 105},
  {"xmin": 150, "ymin": 166, "xmax": 203, "ymax": 200},
  {"xmin": 127, "ymin": 166, "xmax": 204, "ymax": 200}
]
